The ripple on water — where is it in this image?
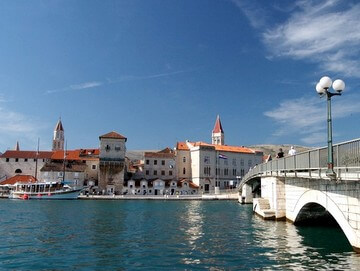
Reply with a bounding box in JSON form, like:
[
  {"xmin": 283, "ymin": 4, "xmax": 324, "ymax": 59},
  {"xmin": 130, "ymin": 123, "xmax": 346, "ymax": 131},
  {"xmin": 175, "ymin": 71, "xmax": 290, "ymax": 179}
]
[{"xmin": 1, "ymin": 200, "xmax": 360, "ymax": 270}]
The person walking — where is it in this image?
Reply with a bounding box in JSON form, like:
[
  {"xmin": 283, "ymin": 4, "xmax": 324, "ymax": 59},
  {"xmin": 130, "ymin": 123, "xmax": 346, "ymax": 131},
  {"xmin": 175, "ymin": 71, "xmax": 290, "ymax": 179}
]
[
  {"xmin": 288, "ymin": 146, "xmax": 297, "ymax": 156},
  {"xmin": 276, "ymin": 148, "xmax": 284, "ymax": 158}
]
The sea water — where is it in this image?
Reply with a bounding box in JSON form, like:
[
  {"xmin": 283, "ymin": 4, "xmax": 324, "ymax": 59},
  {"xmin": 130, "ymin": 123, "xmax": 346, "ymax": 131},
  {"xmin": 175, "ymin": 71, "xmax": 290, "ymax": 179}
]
[{"xmin": 1, "ymin": 200, "xmax": 360, "ymax": 270}]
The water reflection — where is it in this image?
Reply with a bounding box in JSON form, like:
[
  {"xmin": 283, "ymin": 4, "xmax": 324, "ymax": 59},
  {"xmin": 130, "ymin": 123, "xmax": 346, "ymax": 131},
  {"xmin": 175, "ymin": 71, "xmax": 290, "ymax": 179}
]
[{"xmin": 1, "ymin": 201, "xmax": 360, "ymax": 270}]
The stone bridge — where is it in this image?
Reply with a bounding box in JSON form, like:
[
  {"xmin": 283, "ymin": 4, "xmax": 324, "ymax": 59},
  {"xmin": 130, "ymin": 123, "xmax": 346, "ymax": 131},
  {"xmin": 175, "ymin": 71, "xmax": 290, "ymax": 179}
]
[{"xmin": 240, "ymin": 138, "xmax": 360, "ymax": 252}]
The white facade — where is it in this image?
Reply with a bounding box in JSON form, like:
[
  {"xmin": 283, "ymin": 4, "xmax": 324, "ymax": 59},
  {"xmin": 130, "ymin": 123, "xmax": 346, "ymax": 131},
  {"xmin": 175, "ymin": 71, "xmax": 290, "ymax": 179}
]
[{"xmin": 176, "ymin": 142, "xmax": 263, "ymax": 193}]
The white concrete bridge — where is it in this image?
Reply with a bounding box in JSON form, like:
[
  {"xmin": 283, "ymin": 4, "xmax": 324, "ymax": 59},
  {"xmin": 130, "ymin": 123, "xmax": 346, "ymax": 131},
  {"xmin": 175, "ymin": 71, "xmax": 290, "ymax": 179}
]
[{"xmin": 240, "ymin": 138, "xmax": 360, "ymax": 252}]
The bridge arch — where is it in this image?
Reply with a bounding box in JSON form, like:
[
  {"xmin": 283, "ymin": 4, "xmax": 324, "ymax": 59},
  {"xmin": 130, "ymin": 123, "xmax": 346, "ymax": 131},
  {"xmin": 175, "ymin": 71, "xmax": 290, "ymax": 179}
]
[{"xmin": 291, "ymin": 189, "xmax": 358, "ymax": 250}]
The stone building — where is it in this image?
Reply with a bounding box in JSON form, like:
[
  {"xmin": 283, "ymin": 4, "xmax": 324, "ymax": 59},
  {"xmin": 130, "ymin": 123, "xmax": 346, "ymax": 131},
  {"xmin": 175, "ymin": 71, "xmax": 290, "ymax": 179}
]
[
  {"xmin": 144, "ymin": 147, "xmax": 176, "ymax": 180},
  {"xmin": 98, "ymin": 131, "xmax": 127, "ymax": 194},
  {"xmin": 175, "ymin": 115, "xmax": 263, "ymax": 193}
]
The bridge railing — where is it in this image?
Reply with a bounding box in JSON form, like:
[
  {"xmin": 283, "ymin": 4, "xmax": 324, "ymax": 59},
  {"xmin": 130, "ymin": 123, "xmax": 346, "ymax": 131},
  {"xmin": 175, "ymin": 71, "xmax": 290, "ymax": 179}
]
[{"xmin": 241, "ymin": 138, "xmax": 360, "ymax": 185}]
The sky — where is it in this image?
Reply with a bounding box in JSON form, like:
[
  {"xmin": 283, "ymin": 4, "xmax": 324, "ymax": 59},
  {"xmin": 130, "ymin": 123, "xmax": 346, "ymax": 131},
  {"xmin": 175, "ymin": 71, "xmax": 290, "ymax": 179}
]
[{"xmin": 1, "ymin": 0, "xmax": 360, "ymax": 151}]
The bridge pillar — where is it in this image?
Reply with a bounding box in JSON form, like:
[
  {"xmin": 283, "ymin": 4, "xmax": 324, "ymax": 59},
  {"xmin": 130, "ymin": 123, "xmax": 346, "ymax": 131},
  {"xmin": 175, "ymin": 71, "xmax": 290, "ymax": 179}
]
[
  {"xmin": 260, "ymin": 177, "xmax": 286, "ymax": 220},
  {"xmin": 241, "ymin": 183, "xmax": 253, "ymax": 203}
]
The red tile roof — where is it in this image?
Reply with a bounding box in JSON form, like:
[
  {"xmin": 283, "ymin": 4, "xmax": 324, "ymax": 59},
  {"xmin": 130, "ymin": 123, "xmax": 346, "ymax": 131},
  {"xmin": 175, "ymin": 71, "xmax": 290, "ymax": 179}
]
[
  {"xmin": 51, "ymin": 149, "xmax": 99, "ymax": 161},
  {"xmin": 0, "ymin": 175, "xmax": 37, "ymax": 185},
  {"xmin": 176, "ymin": 141, "xmax": 255, "ymax": 154},
  {"xmin": 212, "ymin": 115, "xmax": 224, "ymax": 133},
  {"xmin": 145, "ymin": 147, "xmax": 175, "ymax": 158},
  {"xmin": 99, "ymin": 131, "xmax": 127, "ymax": 141},
  {"xmin": 0, "ymin": 150, "xmax": 53, "ymax": 159}
]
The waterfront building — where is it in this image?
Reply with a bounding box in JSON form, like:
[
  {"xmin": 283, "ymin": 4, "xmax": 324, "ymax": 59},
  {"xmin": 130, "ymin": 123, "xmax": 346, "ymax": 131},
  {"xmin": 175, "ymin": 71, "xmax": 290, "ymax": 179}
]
[
  {"xmin": 40, "ymin": 149, "xmax": 99, "ymax": 188},
  {"xmin": 122, "ymin": 178, "xmax": 198, "ymax": 195},
  {"xmin": 144, "ymin": 147, "xmax": 176, "ymax": 180},
  {"xmin": 0, "ymin": 150, "xmax": 53, "ymax": 180},
  {"xmin": 98, "ymin": 131, "xmax": 127, "ymax": 194},
  {"xmin": 175, "ymin": 115, "xmax": 263, "ymax": 193}
]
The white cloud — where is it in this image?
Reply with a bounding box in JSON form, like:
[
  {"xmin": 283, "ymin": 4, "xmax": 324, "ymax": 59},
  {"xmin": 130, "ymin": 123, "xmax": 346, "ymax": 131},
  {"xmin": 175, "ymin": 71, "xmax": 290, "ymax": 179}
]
[
  {"xmin": 46, "ymin": 80, "xmax": 103, "ymax": 94},
  {"xmin": 264, "ymin": 93, "xmax": 360, "ymax": 144},
  {"xmin": 230, "ymin": 0, "xmax": 268, "ymax": 28},
  {"xmin": 0, "ymin": 104, "xmax": 46, "ymax": 151},
  {"xmin": 263, "ymin": 0, "xmax": 360, "ymax": 77},
  {"xmin": 70, "ymin": 81, "xmax": 103, "ymax": 90}
]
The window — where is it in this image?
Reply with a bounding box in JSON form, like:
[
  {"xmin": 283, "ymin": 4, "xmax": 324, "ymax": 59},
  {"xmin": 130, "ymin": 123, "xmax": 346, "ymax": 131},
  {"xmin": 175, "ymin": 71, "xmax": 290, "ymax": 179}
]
[
  {"xmin": 92, "ymin": 165, "xmax": 96, "ymax": 170},
  {"xmin": 183, "ymin": 157, "xmax": 186, "ymax": 163},
  {"xmin": 224, "ymin": 169, "xmax": 229, "ymax": 176},
  {"xmin": 146, "ymin": 160, "xmax": 149, "ymax": 165},
  {"xmin": 146, "ymin": 170, "xmax": 149, "ymax": 175},
  {"xmin": 161, "ymin": 160, "xmax": 165, "ymax": 166},
  {"xmin": 24, "ymin": 158, "xmax": 28, "ymax": 162},
  {"xmin": 15, "ymin": 158, "xmax": 19, "ymax": 162},
  {"xmin": 43, "ymin": 159, "xmax": 45, "ymax": 162},
  {"xmin": 154, "ymin": 170, "xmax": 157, "ymax": 175},
  {"xmin": 105, "ymin": 145, "xmax": 110, "ymax": 152},
  {"xmin": 169, "ymin": 170, "xmax": 173, "ymax": 176},
  {"xmin": 115, "ymin": 145, "xmax": 121, "ymax": 151},
  {"xmin": 74, "ymin": 172, "xmax": 79, "ymax": 177},
  {"xmin": 15, "ymin": 169, "xmax": 22, "ymax": 174},
  {"xmin": 5, "ymin": 158, "xmax": 9, "ymax": 162},
  {"xmin": 232, "ymin": 158, "xmax": 236, "ymax": 166},
  {"xmin": 240, "ymin": 159, "xmax": 244, "ymax": 166},
  {"xmin": 248, "ymin": 160, "xmax": 252, "ymax": 167},
  {"xmin": 204, "ymin": 156, "xmax": 210, "ymax": 164},
  {"xmin": 233, "ymin": 169, "xmax": 237, "ymax": 176},
  {"xmin": 161, "ymin": 170, "xmax": 165, "ymax": 176},
  {"xmin": 216, "ymin": 168, "xmax": 219, "ymax": 175},
  {"xmin": 34, "ymin": 159, "xmax": 37, "ymax": 162},
  {"xmin": 154, "ymin": 160, "xmax": 157, "ymax": 165},
  {"xmin": 58, "ymin": 172, "xmax": 64, "ymax": 177},
  {"xmin": 183, "ymin": 168, "xmax": 186, "ymax": 174},
  {"xmin": 224, "ymin": 159, "xmax": 228, "ymax": 165}
]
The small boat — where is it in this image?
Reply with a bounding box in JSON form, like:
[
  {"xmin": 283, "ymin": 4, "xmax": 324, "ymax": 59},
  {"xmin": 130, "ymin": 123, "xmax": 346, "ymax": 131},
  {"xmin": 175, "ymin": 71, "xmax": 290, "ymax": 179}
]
[{"xmin": 9, "ymin": 181, "xmax": 82, "ymax": 200}]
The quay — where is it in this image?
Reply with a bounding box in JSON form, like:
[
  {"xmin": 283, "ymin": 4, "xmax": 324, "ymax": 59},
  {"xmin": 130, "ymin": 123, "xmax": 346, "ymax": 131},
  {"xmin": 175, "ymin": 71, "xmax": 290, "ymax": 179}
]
[{"xmin": 79, "ymin": 193, "xmax": 238, "ymax": 201}]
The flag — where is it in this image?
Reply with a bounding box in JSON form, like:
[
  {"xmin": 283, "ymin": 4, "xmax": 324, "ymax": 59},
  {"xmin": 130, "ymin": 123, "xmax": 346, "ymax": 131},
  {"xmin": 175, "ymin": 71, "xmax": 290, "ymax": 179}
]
[{"xmin": 219, "ymin": 154, "xmax": 228, "ymax": 159}]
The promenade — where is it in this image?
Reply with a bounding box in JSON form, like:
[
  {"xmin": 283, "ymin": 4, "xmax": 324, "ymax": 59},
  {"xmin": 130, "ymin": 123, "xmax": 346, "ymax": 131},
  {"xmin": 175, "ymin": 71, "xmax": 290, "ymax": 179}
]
[{"xmin": 79, "ymin": 193, "xmax": 238, "ymax": 201}]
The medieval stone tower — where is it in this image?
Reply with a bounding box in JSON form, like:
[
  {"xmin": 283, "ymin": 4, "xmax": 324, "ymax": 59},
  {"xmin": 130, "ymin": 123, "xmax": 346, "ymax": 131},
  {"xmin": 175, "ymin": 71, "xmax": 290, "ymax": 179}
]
[
  {"xmin": 212, "ymin": 115, "xmax": 224, "ymax": 145},
  {"xmin": 52, "ymin": 119, "xmax": 64, "ymax": 151},
  {"xmin": 98, "ymin": 131, "xmax": 127, "ymax": 194}
]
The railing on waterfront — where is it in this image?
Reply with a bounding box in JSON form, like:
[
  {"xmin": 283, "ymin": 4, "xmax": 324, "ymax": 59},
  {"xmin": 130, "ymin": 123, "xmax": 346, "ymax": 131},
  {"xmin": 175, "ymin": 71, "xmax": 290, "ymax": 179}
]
[{"xmin": 241, "ymin": 138, "xmax": 360, "ymax": 185}]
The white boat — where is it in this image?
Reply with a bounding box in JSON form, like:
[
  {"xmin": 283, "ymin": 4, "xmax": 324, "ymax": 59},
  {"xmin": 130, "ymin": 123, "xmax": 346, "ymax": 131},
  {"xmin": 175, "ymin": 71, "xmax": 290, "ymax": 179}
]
[{"xmin": 9, "ymin": 181, "xmax": 82, "ymax": 200}]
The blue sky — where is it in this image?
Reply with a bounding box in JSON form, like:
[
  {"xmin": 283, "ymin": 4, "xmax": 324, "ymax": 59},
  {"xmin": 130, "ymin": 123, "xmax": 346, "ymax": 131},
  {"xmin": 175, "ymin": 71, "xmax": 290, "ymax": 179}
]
[{"xmin": 1, "ymin": 0, "xmax": 360, "ymax": 151}]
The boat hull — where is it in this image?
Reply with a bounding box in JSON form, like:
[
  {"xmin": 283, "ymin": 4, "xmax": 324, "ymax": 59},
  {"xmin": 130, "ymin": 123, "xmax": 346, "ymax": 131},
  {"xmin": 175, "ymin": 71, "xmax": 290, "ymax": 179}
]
[{"xmin": 9, "ymin": 189, "xmax": 81, "ymax": 200}]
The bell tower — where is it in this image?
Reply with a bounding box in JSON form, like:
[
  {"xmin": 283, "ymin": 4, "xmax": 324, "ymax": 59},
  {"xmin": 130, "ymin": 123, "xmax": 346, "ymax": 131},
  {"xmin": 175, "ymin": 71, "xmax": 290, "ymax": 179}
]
[
  {"xmin": 212, "ymin": 115, "xmax": 224, "ymax": 145},
  {"xmin": 53, "ymin": 118, "xmax": 64, "ymax": 151}
]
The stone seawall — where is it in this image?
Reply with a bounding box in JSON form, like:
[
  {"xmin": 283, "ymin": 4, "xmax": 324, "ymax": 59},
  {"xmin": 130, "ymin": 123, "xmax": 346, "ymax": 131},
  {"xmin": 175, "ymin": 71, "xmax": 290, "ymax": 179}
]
[{"xmin": 79, "ymin": 193, "xmax": 238, "ymax": 200}]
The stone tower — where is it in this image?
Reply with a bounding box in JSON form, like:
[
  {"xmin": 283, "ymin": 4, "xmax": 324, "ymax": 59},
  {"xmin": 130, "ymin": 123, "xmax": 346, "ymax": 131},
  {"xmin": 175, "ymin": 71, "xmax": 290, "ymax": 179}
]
[
  {"xmin": 52, "ymin": 119, "xmax": 64, "ymax": 151},
  {"xmin": 98, "ymin": 131, "xmax": 127, "ymax": 194},
  {"xmin": 212, "ymin": 115, "xmax": 224, "ymax": 145}
]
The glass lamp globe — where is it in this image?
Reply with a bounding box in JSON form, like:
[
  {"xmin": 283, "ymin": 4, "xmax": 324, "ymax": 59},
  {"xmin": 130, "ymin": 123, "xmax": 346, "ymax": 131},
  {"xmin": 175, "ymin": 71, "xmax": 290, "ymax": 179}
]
[
  {"xmin": 332, "ymin": 79, "xmax": 345, "ymax": 93},
  {"xmin": 319, "ymin": 76, "xmax": 332, "ymax": 89},
  {"xmin": 316, "ymin": 83, "xmax": 325, "ymax": 94}
]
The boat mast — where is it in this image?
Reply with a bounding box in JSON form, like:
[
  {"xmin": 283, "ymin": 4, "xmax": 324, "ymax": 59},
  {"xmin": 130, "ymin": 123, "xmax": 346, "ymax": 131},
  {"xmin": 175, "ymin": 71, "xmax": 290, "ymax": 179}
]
[
  {"xmin": 62, "ymin": 140, "xmax": 67, "ymax": 184},
  {"xmin": 34, "ymin": 138, "xmax": 39, "ymax": 182}
]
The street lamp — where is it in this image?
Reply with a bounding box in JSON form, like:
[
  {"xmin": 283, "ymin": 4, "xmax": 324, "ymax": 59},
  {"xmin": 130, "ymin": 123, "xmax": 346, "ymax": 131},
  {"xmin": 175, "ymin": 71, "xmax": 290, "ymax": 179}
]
[{"xmin": 316, "ymin": 76, "xmax": 345, "ymax": 179}]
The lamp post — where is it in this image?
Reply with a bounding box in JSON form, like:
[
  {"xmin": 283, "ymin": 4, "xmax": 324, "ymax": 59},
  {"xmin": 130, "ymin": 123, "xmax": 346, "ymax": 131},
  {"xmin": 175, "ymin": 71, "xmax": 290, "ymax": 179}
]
[{"xmin": 316, "ymin": 76, "xmax": 345, "ymax": 179}]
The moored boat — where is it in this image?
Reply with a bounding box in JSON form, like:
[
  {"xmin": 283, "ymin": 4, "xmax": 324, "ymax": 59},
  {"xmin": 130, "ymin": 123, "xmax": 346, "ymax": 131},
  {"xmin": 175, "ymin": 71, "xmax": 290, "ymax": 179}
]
[{"xmin": 9, "ymin": 181, "xmax": 82, "ymax": 200}]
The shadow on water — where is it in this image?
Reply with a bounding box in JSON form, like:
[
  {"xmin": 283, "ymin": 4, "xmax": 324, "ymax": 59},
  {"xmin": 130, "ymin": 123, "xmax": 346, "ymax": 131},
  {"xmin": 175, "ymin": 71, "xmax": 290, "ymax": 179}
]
[{"xmin": 294, "ymin": 203, "xmax": 353, "ymax": 253}]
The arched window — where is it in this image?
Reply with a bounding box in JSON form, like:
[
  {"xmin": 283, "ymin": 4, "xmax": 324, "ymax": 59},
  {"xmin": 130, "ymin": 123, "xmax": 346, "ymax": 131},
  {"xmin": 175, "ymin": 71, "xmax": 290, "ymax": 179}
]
[
  {"xmin": 183, "ymin": 168, "xmax": 186, "ymax": 174},
  {"xmin": 15, "ymin": 168, "xmax": 22, "ymax": 174}
]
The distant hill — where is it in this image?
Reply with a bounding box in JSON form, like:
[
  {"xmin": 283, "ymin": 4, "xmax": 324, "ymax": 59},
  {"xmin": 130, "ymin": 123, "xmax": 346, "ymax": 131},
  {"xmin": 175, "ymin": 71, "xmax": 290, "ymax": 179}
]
[
  {"xmin": 249, "ymin": 144, "xmax": 314, "ymax": 158},
  {"xmin": 126, "ymin": 150, "xmax": 159, "ymax": 161}
]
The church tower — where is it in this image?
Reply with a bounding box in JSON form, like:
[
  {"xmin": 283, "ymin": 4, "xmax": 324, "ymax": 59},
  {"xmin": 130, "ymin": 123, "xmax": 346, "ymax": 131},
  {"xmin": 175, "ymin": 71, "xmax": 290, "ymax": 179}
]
[
  {"xmin": 212, "ymin": 115, "xmax": 224, "ymax": 145},
  {"xmin": 52, "ymin": 119, "xmax": 64, "ymax": 151}
]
